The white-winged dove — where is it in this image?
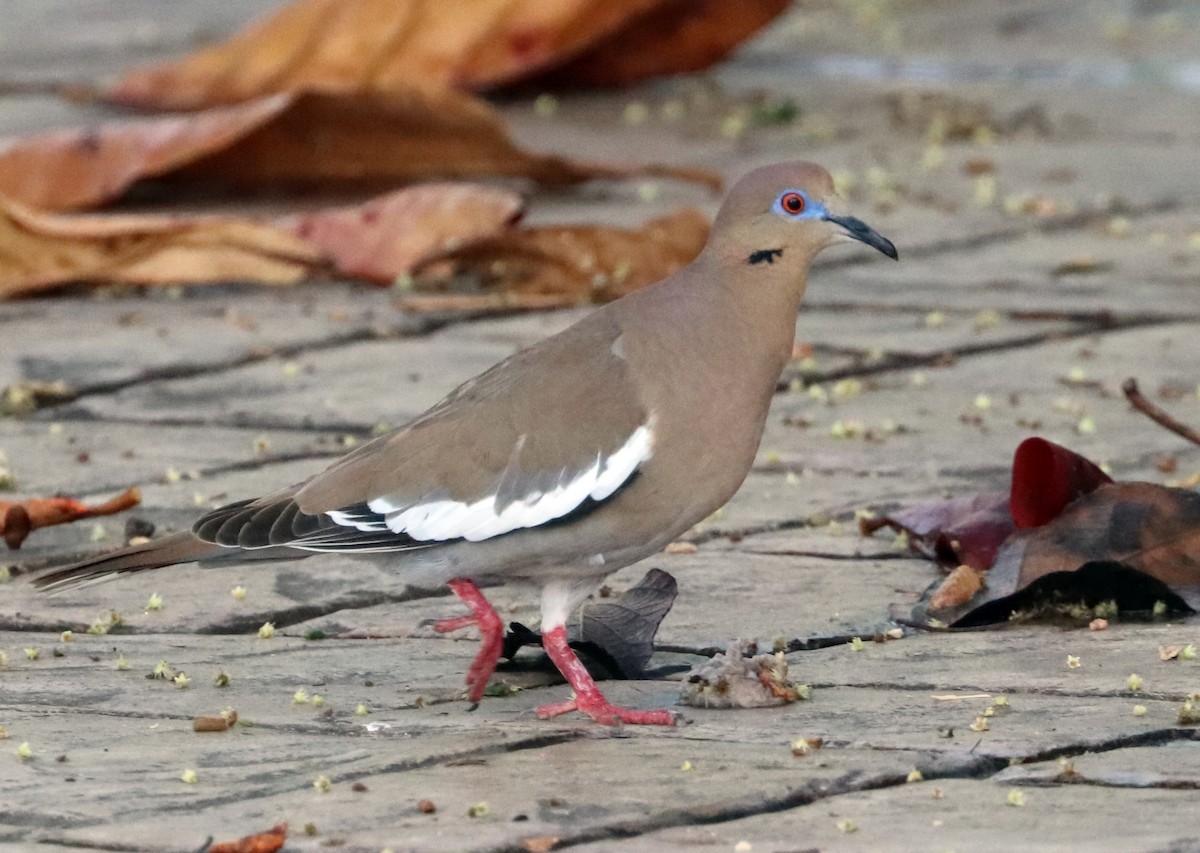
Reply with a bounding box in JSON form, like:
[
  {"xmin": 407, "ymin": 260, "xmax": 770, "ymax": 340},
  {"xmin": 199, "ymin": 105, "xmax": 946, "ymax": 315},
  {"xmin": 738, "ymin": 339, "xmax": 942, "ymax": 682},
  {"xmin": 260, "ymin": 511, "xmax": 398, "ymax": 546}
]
[{"xmin": 35, "ymin": 161, "xmax": 897, "ymax": 725}]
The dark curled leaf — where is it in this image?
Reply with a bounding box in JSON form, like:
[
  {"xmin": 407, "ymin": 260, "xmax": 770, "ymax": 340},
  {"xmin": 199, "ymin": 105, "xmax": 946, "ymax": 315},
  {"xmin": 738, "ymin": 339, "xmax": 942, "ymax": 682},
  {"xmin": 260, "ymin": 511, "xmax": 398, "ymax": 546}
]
[
  {"xmin": 500, "ymin": 568, "xmax": 677, "ymax": 679},
  {"xmin": 948, "ymin": 561, "xmax": 1192, "ymax": 628}
]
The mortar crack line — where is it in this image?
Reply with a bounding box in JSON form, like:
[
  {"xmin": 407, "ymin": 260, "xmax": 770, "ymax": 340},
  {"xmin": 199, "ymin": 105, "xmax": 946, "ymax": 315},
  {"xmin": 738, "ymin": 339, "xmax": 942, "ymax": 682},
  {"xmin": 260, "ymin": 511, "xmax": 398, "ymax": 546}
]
[
  {"xmin": 26, "ymin": 307, "xmax": 510, "ymax": 415},
  {"xmin": 776, "ymin": 313, "xmax": 1180, "ymax": 391},
  {"xmin": 486, "ymin": 768, "xmax": 909, "ymax": 853}
]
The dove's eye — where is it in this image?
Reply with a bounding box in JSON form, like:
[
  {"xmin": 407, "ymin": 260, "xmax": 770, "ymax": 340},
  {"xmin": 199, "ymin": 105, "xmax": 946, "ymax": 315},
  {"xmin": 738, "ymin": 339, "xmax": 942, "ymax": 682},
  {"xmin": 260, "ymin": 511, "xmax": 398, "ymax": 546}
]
[{"xmin": 779, "ymin": 191, "xmax": 806, "ymax": 215}]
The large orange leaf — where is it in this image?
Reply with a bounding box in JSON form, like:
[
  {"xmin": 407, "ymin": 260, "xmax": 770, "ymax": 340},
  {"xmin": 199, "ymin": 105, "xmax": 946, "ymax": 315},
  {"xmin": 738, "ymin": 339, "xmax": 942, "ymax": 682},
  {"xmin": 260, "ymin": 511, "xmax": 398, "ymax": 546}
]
[
  {"xmin": 0, "ymin": 183, "xmax": 522, "ymax": 296},
  {"xmin": 407, "ymin": 207, "xmax": 709, "ymax": 309},
  {"xmin": 105, "ymin": 0, "xmax": 784, "ymax": 109},
  {"xmin": 0, "ymin": 90, "xmax": 715, "ymax": 212}
]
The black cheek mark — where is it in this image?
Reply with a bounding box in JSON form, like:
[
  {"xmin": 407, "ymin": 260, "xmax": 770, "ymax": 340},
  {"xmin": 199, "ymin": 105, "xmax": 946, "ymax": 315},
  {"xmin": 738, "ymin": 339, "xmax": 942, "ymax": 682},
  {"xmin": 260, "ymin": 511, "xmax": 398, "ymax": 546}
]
[{"xmin": 748, "ymin": 248, "xmax": 783, "ymax": 266}]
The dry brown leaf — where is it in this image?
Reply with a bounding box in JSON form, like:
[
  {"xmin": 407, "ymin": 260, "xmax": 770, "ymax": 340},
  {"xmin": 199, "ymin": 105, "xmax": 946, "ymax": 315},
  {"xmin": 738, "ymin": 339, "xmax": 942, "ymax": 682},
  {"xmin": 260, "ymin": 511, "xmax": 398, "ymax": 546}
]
[
  {"xmin": 1160, "ymin": 645, "xmax": 1184, "ymax": 662},
  {"xmin": 0, "ymin": 90, "xmax": 717, "ymax": 213},
  {"xmin": 193, "ymin": 710, "xmax": 237, "ymax": 732},
  {"xmin": 1, "ymin": 184, "xmax": 525, "ymax": 296},
  {"xmin": 279, "ymin": 183, "xmax": 523, "ymax": 283},
  {"xmin": 411, "ymin": 207, "xmax": 709, "ymax": 306},
  {"xmin": 0, "ymin": 195, "xmax": 320, "ymax": 298},
  {"xmin": 208, "ymin": 823, "xmax": 287, "ymax": 853},
  {"xmin": 1, "ymin": 487, "xmax": 141, "ymax": 549},
  {"xmin": 104, "ymin": 0, "xmax": 785, "ymax": 108},
  {"xmin": 1004, "ymin": 483, "xmax": 1200, "ymax": 597},
  {"xmin": 521, "ymin": 837, "xmax": 561, "ymax": 853},
  {"xmin": 930, "ymin": 564, "xmax": 986, "ymax": 610},
  {"xmin": 531, "ymin": 0, "xmax": 791, "ymax": 89}
]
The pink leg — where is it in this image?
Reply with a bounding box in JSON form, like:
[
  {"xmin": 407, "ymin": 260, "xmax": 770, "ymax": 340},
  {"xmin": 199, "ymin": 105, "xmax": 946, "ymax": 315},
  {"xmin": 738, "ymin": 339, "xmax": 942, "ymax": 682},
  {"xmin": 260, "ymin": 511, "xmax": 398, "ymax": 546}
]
[
  {"xmin": 535, "ymin": 625, "xmax": 677, "ymax": 726},
  {"xmin": 434, "ymin": 578, "xmax": 504, "ymax": 703}
]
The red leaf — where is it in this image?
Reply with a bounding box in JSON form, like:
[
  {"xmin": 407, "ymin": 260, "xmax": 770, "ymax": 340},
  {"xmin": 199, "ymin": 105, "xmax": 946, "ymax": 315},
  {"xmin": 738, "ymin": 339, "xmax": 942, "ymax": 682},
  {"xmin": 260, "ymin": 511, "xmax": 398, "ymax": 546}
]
[
  {"xmin": 859, "ymin": 491, "xmax": 1012, "ymax": 571},
  {"xmin": 1010, "ymin": 437, "xmax": 1113, "ymax": 529}
]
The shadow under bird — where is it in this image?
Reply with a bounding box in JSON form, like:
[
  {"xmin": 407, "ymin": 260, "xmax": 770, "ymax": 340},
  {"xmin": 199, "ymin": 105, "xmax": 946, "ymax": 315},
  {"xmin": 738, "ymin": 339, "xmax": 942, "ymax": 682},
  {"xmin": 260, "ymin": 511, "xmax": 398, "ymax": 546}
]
[{"xmin": 35, "ymin": 161, "xmax": 898, "ymax": 725}]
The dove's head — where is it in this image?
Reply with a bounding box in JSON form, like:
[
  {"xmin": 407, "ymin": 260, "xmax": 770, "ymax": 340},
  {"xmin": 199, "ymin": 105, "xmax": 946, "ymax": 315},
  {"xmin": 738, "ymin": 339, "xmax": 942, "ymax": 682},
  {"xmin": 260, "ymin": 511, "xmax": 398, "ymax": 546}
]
[{"xmin": 710, "ymin": 161, "xmax": 898, "ymax": 269}]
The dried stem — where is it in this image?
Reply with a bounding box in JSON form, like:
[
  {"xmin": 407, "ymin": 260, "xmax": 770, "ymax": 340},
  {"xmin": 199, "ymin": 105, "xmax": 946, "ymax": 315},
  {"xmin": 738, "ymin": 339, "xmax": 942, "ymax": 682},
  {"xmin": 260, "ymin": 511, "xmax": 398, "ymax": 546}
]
[{"xmin": 1121, "ymin": 378, "xmax": 1200, "ymax": 447}]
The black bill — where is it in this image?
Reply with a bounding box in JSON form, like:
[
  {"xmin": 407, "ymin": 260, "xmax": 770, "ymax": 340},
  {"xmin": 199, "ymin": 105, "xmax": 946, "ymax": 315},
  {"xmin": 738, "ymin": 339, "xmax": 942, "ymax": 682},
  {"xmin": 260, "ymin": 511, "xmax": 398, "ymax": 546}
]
[{"xmin": 825, "ymin": 213, "xmax": 899, "ymax": 260}]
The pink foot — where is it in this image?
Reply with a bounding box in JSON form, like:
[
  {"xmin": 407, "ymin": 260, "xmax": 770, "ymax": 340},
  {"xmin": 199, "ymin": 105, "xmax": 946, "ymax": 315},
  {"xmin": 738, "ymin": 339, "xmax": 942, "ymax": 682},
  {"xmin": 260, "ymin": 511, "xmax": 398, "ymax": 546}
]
[
  {"xmin": 535, "ymin": 625, "xmax": 677, "ymax": 726},
  {"xmin": 436, "ymin": 579, "xmax": 504, "ymax": 703}
]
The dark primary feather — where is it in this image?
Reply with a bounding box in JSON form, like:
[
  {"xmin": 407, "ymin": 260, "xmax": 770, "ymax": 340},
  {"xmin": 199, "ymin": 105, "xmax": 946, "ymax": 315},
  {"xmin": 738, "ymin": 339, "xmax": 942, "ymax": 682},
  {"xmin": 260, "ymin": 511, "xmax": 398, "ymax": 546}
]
[{"xmin": 33, "ymin": 531, "xmax": 219, "ymax": 590}]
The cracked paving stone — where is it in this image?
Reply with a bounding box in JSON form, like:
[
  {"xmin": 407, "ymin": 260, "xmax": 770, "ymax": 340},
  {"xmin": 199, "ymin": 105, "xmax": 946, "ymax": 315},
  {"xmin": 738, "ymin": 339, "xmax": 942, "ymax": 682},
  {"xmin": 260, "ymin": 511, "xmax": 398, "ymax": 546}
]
[{"xmin": 572, "ymin": 777, "xmax": 1200, "ymax": 852}]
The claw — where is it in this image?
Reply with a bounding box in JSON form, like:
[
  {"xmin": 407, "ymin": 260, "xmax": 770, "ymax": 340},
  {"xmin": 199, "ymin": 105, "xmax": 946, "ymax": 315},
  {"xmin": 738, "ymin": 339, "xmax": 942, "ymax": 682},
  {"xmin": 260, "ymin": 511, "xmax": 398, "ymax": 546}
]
[{"xmin": 535, "ymin": 696, "xmax": 678, "ymax": 726}]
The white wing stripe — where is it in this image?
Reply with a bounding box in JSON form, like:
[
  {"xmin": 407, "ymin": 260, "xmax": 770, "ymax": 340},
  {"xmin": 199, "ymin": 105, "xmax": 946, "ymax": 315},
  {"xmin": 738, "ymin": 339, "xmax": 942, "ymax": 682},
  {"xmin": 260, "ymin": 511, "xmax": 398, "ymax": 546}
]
[
  {"xmin": 591, "ymin": 424, "xmax": 652, "ymax": 502},
  {"xmin": 325, "ymin": 508, "xmax": 386, "ymax": 532},
  {"xmin": 337, "ymin": 422, "xmax": 654, "ymax": 543}
]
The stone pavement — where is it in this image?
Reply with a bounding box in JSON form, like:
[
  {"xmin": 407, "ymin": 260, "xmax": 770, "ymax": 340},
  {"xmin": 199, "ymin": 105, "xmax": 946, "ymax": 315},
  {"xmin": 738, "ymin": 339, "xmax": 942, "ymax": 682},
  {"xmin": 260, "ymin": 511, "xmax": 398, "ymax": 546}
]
[{"xmin": 4, "ymin": 1, "xmax": 1200, "ymax": 851}]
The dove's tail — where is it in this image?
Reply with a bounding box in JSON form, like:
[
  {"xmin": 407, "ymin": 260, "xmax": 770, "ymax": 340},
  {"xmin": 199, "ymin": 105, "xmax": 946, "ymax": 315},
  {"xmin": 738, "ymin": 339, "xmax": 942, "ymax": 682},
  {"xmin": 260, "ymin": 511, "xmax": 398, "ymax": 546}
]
[{"xmin": 32, "ymin": 532, "xmax": 221, "ymax": 591}]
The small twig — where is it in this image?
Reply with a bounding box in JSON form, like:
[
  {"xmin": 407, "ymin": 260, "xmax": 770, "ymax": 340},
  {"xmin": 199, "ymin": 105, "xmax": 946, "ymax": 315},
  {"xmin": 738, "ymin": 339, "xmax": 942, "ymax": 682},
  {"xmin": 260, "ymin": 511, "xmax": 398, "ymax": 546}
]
[{"xmin": 1121, "ymin": 378, "xmax": 1200, "ymax": 447}]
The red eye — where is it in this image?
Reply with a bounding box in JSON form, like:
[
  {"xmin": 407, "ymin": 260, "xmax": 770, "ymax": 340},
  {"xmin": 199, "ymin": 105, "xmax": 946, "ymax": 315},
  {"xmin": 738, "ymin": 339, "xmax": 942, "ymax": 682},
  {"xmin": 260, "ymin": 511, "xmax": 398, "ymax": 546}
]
[{"xmin": 780, "ymin": 192, "xmax": 805, "ymax": 215}]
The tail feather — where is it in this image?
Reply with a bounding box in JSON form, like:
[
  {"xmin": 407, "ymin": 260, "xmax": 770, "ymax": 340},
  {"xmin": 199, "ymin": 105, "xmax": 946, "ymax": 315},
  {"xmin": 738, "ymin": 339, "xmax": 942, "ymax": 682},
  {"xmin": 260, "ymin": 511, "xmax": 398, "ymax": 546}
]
[{"xmin": 33, "ymin": 532, "xmax": 221, "ymax": 591}]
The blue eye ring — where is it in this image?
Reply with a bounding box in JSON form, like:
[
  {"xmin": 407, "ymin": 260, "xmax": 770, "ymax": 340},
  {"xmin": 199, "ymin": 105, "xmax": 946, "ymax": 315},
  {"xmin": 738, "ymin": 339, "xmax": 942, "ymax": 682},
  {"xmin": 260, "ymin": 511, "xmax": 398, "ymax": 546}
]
[{"xmin": 772, "ymin": 189, "xmax": 826, "ymax": 220}]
